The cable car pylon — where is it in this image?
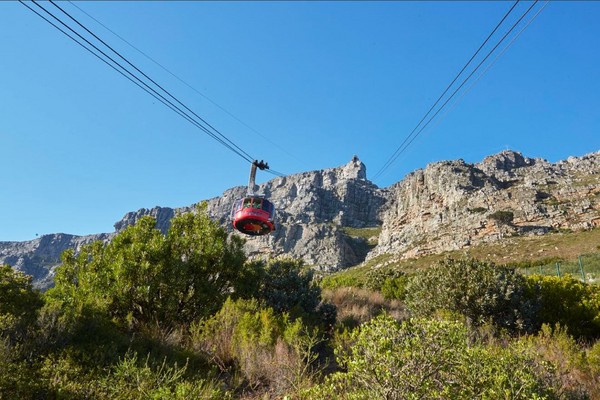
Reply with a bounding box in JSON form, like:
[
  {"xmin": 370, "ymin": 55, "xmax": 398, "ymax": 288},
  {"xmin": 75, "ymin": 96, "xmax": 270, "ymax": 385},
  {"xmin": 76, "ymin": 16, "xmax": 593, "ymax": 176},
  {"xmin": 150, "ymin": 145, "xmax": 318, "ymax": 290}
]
[{"xmin": 231, "ymin": 160, "xmax": 276, "ymax": 236}]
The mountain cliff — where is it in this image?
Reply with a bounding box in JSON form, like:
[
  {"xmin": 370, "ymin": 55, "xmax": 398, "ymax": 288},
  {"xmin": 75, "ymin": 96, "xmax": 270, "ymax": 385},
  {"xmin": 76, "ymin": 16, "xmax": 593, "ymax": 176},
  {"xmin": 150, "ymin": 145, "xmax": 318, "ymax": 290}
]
[
  {"xmin": 2, "ymin": 150, "xmax": 599, "ymax": 289},
  {"xmin": 373, "ymin": 150, "xmax": 600, "ymax": 259}
]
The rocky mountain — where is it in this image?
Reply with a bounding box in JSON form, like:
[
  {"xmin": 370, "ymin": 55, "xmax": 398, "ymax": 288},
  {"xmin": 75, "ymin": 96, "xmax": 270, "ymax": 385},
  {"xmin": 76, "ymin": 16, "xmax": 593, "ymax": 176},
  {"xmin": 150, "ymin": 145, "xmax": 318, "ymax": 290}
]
[
  {"xmin": 2, "ymin": 150, "xmax": 600, "ymax": 289},
  {"xmin": 372, "ymin": 150, "xmax": 600, "ymax": 259}
]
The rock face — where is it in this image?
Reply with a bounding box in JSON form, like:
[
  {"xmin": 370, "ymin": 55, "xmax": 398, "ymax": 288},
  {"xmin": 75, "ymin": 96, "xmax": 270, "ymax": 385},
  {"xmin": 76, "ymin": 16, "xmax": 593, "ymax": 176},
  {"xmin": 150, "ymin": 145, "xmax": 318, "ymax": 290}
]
[
  {"xmin": 372, "ymin": 150, "xmax": 600, "ymax": 259},
  {"xmin": 0, "ymin": 233, "xmax": 112, "ymax": 289},
  {"xmin": 2, "ymin": 150, "xmax": 600, "ymax": 289},
  {"xmin": 114, "ymin": 157, "xmax": 388, "ymax": 271}
]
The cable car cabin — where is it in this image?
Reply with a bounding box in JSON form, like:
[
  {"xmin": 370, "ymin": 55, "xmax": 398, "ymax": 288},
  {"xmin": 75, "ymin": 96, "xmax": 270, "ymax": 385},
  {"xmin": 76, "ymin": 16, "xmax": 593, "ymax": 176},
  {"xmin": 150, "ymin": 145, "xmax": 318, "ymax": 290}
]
[{"xmin": 231, "ymin": 197, "xmax": 275, "ymax": 236}]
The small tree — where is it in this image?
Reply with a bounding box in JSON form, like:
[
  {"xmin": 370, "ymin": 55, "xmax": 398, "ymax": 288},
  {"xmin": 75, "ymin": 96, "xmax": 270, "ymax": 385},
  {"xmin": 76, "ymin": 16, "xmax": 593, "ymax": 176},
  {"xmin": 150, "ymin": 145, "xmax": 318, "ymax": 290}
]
[
  {"xmin": 0, "ymin": 265, "xmax": 43, "ymax": 342},
  {"xmin": 49, "ymin": 203, "xmax": 247, "ymax": 329},
  {"xmin": 258, "ymin": 258, "xmax": 321, "ymax": 320}
]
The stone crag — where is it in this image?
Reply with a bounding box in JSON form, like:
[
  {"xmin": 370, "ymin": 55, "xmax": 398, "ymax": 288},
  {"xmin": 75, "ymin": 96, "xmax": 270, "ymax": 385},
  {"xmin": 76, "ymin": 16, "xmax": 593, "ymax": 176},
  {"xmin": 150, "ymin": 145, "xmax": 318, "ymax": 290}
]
[
  {"xmin": 373, "ymin": 150, "xmax": 600, "ymax": 260},
  {"xmin": 2, "ymin": 150, "xmax": 600, "ymax": 289}
]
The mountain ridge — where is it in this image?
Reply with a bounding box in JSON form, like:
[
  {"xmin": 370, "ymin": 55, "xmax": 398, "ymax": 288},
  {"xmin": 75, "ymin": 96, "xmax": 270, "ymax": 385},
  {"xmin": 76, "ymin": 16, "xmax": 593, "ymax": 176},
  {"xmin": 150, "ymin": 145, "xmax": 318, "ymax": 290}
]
[{"xmin": 2, "ymin": 150, "xmax": 599, "ymax": 289}]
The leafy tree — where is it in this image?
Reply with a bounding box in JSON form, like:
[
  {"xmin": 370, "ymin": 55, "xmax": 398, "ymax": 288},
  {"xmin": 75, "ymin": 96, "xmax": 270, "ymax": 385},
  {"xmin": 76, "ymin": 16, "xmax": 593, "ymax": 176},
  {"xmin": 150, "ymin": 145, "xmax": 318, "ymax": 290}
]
[
  {"xmin": 0, "ymin": 264, "xmax": 42, "ymax": 342},
  {"xmin": 258, "ymin": 258, "xmax": 322, "ymax": 319},
  {"xmin": 405, "ymin": 258, "xmax": 539, "ymax": 333},
  {"xmin": 48, "ymin": 203, "xmax": 247, "ymax": 329},
  {"xmin": 0, "ymin": 264, "xmax": 42, "ymax": 321}
]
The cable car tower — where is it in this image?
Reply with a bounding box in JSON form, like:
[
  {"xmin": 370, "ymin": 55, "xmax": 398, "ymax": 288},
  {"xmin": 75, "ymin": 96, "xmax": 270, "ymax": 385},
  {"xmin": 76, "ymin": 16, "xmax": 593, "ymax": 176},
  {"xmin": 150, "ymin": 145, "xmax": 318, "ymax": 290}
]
[{"xmin": 231, "ymin": 160, "xmax": 276, "ymax": 236}]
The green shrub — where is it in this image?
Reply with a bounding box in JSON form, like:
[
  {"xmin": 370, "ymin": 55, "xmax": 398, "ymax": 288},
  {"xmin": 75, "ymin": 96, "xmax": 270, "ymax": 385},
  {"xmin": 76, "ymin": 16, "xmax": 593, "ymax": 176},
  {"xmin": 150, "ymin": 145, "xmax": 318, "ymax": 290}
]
[
  {"xmin": 319, "ymin": 274, "xmax": 362, "ymax": 290},
  {"xmin": 380, "ymin": 274, "xmax": 409, "ymax": 301},
  {"xmin": 488, "ymin": 210, "xmax": 514, "ymax": 224},
  {"xmin": 520, "ymin": 324, "xmax": 596, "ymax": 399},
  {"xmin": 525, "ymin": 275, "xmax": 600, "ymax": 339},
  {"xmin": 405, "ymin": 258, "xmax": 539, "ymax": 333},
  {"xmin": 258, "ymin": 258, "xmax": 321, "ymax": 319},
  {"xmin": 304, "ymin": 315, "xmax": 556, "ymax": 399}
]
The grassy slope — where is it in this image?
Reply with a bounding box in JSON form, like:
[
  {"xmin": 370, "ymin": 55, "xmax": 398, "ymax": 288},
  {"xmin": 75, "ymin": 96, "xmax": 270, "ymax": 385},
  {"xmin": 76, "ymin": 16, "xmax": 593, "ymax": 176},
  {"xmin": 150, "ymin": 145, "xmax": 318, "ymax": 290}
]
[{"xmin": 323, "ymin": 227, "xmax": 600, "ymax": 287}]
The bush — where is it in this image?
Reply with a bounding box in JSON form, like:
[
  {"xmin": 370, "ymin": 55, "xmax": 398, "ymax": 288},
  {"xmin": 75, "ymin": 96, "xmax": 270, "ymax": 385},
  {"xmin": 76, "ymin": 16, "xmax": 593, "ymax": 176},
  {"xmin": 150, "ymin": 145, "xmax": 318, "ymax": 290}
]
[
  {"xmin": 525, "ymin": 275, "xmax": 600, "ymax": 339},
  {"xmin": 258, "ymin": 258, "xmax": 321, "ymax": 317},
  {"xmin": 488, "ymin": 210, "xmax": 514, "ymax": 224},
  {"xmin": 0, "ymin": 265, "xmax": 43, "ymax": 343},
  {"xmin": 520, "ymin": 324, "xmax": 597, "ymax": 399},
  {"xmin": 191, "ymin": 298, "xmax": 320, "ymax": 395},
  {"xmin": 405, "ymin": 258, "xmax": 539, "ymax": 333},
  {"xmin": 305, "ymin": 315, "xmax": 557, "ymax": 399}
]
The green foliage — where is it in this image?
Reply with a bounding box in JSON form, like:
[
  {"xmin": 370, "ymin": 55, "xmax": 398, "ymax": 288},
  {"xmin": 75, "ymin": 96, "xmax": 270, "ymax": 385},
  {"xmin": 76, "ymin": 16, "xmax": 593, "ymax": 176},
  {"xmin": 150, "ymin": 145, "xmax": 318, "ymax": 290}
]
[
  {"xmin": 380, "ymin": 274, "xmax": 409, "ymax": 301},
  {"xmin": 0, "ymin": 265, "xmax": 43, "ymax": 319},
  {"xmin": 38, "ymin": 350, "xmax": 227, "ymax": 400},
  {"xmin": 48, "ymin": 203, "xmax": 247, "ymax": 329},
  {"xmin": 525, "ymin": 275, "xmax": 600, "ymax": 339},
  {"xmin": 520, "ymin": 324, "xmax": 597, "ymax": 399},
  {"xmin": 365, "ymin": 268, "xmax": 408, "ymax": 300},
  {"xmin": 319, "ymin": 273, "xmax": 362, "ymax": 290},
  {"xmin": 588, "ymin": 339, "xmax": 600, "ymax": 377},
  {"xmin": 0, "ymin": 265, "xmax": 43, "ymax": 342},
  {"xmin": 488, "ymin": 210, "xmax": 514, "ymax": 224},
  {"xmin": 405, "ymin": 258, "xmax": 539, "ymax": 333},
  {"xmin": 305, "ymin": 315, "xmax": 556, "ymax": 399},
  {"xmin": 257, "ymin": 258, "xmax": 323, "ymax": 322}
]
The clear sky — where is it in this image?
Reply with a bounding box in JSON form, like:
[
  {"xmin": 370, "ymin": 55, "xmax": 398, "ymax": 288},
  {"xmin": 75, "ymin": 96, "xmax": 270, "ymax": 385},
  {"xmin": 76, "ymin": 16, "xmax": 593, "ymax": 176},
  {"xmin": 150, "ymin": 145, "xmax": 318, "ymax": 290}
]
[{"xmin": 1, "ymin": 1, "xmax": 599, "ymax": 242}]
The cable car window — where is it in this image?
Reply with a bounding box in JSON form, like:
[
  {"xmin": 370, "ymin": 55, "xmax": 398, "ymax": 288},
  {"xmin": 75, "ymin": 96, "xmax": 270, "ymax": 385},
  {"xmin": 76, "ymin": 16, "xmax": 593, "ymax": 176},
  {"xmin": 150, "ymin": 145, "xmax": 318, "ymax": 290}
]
[
  {"xmin": 231, "ymin": 199, "xmax": 243, "ymax": 217},
  {"xmin": 261, "ymin": 201, "xmax": 271, "ymax": 212},
  {"xmin": 253, "ymin": 198, "xmax": 262, "ymax": 209},
  {"xmin": 243, "ymin": 198, "xmax": 252, "ymax": 208}
]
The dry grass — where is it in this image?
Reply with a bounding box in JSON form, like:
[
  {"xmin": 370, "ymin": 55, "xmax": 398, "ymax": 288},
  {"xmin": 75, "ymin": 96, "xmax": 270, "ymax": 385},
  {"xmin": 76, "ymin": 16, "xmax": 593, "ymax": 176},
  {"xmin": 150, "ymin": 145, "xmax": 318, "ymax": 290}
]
[{"xmin": 322, "ymin": 287, "xmax": 406, "ymax": 326}]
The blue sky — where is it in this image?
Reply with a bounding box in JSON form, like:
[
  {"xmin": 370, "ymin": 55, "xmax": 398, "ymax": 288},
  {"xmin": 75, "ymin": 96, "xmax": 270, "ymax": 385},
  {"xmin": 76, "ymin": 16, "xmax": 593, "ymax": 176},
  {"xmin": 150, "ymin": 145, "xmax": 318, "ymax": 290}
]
[{"xmin": 1, "ymin": 1, "xmax": 599, "ymax": 241}]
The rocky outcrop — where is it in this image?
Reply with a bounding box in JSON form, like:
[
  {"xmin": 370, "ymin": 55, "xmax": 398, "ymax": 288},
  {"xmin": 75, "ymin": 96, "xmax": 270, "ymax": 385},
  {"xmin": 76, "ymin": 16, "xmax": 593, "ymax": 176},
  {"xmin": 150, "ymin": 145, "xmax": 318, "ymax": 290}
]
[
  {"xmin": 0, "ymin": 233, "xmax": 112, "ymax": 289},
  {"xmin": 372, "ymin": 150, "xmax": 600, "ymax": 259}
]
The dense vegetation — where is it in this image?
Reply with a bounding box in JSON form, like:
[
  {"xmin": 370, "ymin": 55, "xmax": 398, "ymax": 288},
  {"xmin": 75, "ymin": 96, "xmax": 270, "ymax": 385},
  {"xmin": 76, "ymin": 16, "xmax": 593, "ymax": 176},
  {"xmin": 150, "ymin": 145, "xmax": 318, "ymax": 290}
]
[{"xmin": 2, "ymin": 205, "xmax": 600, "ymax": 398}]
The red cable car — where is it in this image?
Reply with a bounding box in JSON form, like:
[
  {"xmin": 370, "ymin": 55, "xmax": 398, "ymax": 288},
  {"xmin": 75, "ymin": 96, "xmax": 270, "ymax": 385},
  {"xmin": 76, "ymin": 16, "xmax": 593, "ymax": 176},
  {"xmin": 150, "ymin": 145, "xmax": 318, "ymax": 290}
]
[{"xmin": 231, "ymin": 160, "xmax": 276, "ymax": 236}]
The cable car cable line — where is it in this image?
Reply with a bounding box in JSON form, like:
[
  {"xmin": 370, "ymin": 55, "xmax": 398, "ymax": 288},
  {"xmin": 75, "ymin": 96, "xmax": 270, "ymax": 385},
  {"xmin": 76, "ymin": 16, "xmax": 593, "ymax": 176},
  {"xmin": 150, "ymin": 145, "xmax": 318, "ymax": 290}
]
[
  {"xmin": 66, "ymin": 1, "xmax": 302, "ymax": 165},
  {"xmin": 24, "ymin": 0, "xmax": 254, "ymax": 165},
  {"xmin": 21, "ymin": 0, "xmax": 283, "ymax": 175},
  {"xmin": 373, "ymin": 0, "xmax": 541, "ymax": 181},
  {"xmin": 22, "ymin": 1, "xmax": 254, "ymax": 167},
  {"xmin": 372, "ymin": 0, "xmax": 521, "ymax": 182},
  {"xmin": 47, "ymin": 0, "xmax": 256, "ymax": 165},
  {"xmin": 425, "ymin": 0, "xmax": 550, "ymax": 138}
]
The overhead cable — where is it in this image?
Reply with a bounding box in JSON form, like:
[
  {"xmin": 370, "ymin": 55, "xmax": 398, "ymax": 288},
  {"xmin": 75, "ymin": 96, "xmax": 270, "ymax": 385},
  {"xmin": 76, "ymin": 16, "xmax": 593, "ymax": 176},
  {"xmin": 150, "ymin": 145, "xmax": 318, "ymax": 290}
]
[
  {"xmin": 424, "ymin": 1, "xmax": 551, "ymax": 137},
  {"xmin": 372, "ymin": 0, "xmax": 521, "ymax": 181},
  {"xmin": 67, "ymin": 1, "xmax": 301, "ymax": 164},
  {"xmin": 373, "ymin": 0, "xmax": 542, "ymax": 181},
  {"xmin": 48, "ymin": 0, "xmax": 255, "ymax": 164},
  {"xmin": 21, "ymin": 0, "xmax": 284, "ymax": 175}
]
